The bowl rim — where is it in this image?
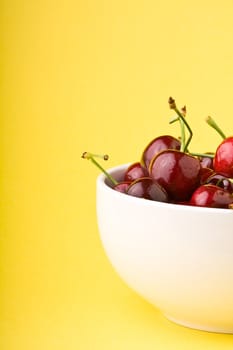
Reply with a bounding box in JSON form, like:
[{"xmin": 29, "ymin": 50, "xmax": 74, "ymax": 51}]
[{"xmin": 97, "ymin": 163, "xmax": 233, "ymax": 215}]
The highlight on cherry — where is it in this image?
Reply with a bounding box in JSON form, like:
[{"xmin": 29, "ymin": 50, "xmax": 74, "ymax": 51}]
[{"xmin": 82, "ymin": 97, "xmax": 233, "ymax": 209}]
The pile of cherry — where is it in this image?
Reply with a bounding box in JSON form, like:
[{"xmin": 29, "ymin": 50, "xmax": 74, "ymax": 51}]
[{"xmin": 83, "ymin": 97, "xmax": 233, "ymax": 209}]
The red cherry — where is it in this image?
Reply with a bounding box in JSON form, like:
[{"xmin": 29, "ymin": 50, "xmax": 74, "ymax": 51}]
[
  {"xmin": 199, "ymin": 167, "xmax": 214, "ymax": 184},
  {"xmin": 141, "ymin": 135, "xmax": 181, "ymax": 169},
  {"xmin": 124, "ymin": 162, "xmax": 148, "ymax": 182},
  {"xmin": 114, "ymin": 181, "xmax": 131, "ymax": 193},
  {"xmin": 126, "ymin": 177, "xmax": 168, "ymax": 202},
  {"xmin": 199, "ymin": 155, "xmax": 214, "ymax": 169},
  {"xmin": 213, "ymin": 136, "xmax": 233, "ymax": 177},
  {"xmin": 149, "ymin": 150, "xmax": 201, "ymax": 201},
  {"xmin": 204, "ymin": 173, "xmax": 233, "ymax": 193},
  {"xmin": 190, "ymin": 184, "xmax": 233, "ymax": 208}
]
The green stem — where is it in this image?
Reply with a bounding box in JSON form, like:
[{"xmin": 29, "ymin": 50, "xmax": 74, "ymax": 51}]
[
  {"xmin": 168, "ymin": 97, "xmax": 192, "ymax": 153},
  {"xmin": 82, "ymin": 152, "xmax": 118, "ymax": 186},
  {"xmin": 179, "ymin": 118, "xmax": 186, "ymax": 152},
  {"xmin": 206, "ymin": 116, "xmax": 226, "ymax": 139},
  {"xmin": 169, "ymin": 116, "xmax": 179, "ymax": 124},
  {"xmin": 169, "ymin": 117, "xmax": 186, "ymax": 151},
  {"xmin": 190, "ymin": 152, "xmax": 214, "ymax": 158},
  {"xmin": 174, "ymin": 107, "xmax": 192, "ymax": 152},
  {"xmin": 91, "ymin": 157, "xmax": 118, "ymax": 185}
]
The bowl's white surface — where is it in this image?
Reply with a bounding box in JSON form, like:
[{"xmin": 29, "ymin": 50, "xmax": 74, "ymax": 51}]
[{"xmin": 96, "ymin": 164, "xmax": 233, "ymax": 333}]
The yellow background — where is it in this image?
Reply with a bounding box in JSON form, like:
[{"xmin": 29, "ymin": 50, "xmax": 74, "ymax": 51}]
[{"xmin": 1, "ymin": 0, "xmax": 233, "ymax": 349}]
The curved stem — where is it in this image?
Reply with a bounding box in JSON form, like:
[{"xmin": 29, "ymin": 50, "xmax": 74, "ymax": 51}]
[
  {"xmin": 206, "ymin": 116, "xmax": 226, "ymax": 139},
  {"xmin": 179, "ymin": 118, "xmax": 186, "ymax": 152},
  {"xmin": 169, "ymin": 116, "xmax": 186, "ymax": 151},
  {"xmin": 190, "ymin": 152, "xmax": 214, "ymax": 158},
  {"xmin": 168, "ymin": 97, "xmax": 193, "ymax": 153},
  {"xmin": 174, "ymin": 107, "xmax": 192, "ymax": 152},
  {"xmin": 82, "ymin": 152, "xmax": 118, "ymax": 185}
]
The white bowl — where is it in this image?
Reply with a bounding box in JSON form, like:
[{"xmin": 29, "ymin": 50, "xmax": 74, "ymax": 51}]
[{"xmin": 96, "ymin": 164, "xmax": 233, "ymax": 334}]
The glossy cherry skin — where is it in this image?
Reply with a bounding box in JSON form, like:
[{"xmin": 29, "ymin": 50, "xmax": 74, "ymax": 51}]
[
  {"xmin": 199, "ymin": 167, "xmax": 214, "ymax": 184},
  {"xmin": 141, "ymin": 135, "xmax": 181, "ymax": 169},
  {"xmin": 204, "ymin": 173, "xmax": 233, "ymax": 193},
  {"xmin": 126, "ymin": 177, "xmax": 168, "ymax": 202},
  {"xmin": 190, "ymin": 184, "xmax": 233, "ymax": 208},
  {"xmin": 199, "ymin": 155, "xmax": 214, "ymax": 169},
  {"xmin": 213, "ymin": 136, "xmax": 233, "ymax": 177},
  {"xmin": 114, "ymin": 181, "xmax": 131, "ymax": 193},
  {"xmin": 124, "ymin": 162, "xmax": 148, "ymax": 182},
  {"xmin": 149, "ymin": 150, "xmax": 201, "ymax": 201}
]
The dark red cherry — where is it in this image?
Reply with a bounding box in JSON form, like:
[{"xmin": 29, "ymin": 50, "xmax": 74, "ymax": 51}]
[
  {"xmin": 199, "ymin": 167, "xmax": 214, "ymax": 184},
  {"xmin": 213, "ymin": 136, "xmax": 233, "ymax": 177},
  {"xmin": 190, "ymin": 184, "xmax": 233, "ymax": 208},
  {"xmin": 149, "ymin": 150, "xmax": 201, "ymax": 201},
  {"xmin": 199, "ymin": 155, "xmax": 214, "ymax": 169},
  {"xmin": 126, "ymin": 177, "xmax": 168, "ymax": 202},
  {"xmin": 114, "ymin": 181, "xmax": 131, "ymax": 193},
  {"xmin": 204, "ymin": 173, "xmax": 233, "ymax": 193},
  {"xmin": 141, "ymin": 135, "xmax": 181, "ymax": 169},
  {"xmin": 124, "ymin": 162, "xmax": 148, "ymax": 182}
]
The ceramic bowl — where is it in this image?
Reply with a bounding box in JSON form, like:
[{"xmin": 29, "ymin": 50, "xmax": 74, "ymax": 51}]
[{"xmin": 96, "ymin": 163, "xmax": 233, "ymax": 333}]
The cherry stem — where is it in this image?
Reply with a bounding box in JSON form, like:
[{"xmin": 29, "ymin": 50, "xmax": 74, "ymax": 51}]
[
  {"xmin": 180, "ymin": 106, "xmax": 187, "ymax": 150},
  {"xmin": 190, "ymin": 152, "xmax": 214, "ymax": 158},
  {"xmin": 174, "ymin": 107, "xmax": 192, "ymax": 152},
  {"xmin": 169, "ymin": 97, "xmax": 192, "ymax": 152},
  {"xmin": 169, "ymin": 116, "xmax": 186, "ymax": 152},
  {"xmin": 206, "ymin": 116, "xmax": 226, "ymax": 139},
  {"xmin": 180, "ymin": 122, "xmax": 186, "ymax": 151},
  {"xmin": 82, "ymin": 152, "xmax": 118, "ymax": 185}
]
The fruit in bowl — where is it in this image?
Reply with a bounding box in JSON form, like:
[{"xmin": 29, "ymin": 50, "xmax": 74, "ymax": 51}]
[
  {"xmin": 83, "ymin": 97, "xmax": 233, "ymax": 209},
  {"xmin": 83, "ymin": 97, "xmax": 233, "ymax": 333},
  {"xmin": 96, "ymin": 164, "xmax": 233, "ymax": 333}
]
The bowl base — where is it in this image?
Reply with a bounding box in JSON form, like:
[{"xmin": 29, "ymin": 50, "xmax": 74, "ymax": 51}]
[{"xmin": 164, "ymin": 314, "xmax": 233, "ymax": 334}]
